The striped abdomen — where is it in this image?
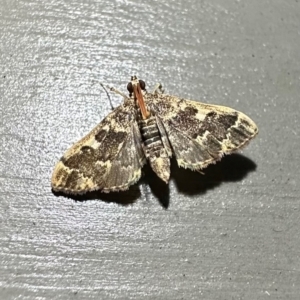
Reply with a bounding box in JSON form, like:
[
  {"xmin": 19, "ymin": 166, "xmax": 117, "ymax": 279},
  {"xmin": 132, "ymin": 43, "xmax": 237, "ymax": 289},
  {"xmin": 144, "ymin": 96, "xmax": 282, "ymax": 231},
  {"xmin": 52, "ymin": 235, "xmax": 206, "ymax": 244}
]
[
  {"xmin": 139, "ymin": 117, "xmax": 162, "ymax": 151},
  {"xmin": 139, "ymin": 116, "xmax": 170, "ymax": 183}
]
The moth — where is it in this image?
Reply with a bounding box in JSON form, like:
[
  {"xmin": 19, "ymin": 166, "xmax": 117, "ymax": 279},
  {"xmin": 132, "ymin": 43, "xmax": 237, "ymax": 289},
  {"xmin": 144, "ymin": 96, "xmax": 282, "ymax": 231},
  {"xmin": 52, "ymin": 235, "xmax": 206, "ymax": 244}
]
[{"xmin": 51, "ymin": 76, "xmax": 258, "ymax": 194}]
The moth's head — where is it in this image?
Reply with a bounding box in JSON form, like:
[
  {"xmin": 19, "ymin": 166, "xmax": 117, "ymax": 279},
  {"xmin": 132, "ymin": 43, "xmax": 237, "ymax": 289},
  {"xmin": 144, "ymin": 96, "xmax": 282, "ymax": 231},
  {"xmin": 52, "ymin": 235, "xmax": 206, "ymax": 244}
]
[{"xmin": 127, "ymin": 75, "xmax": 146, "ymax": 98}]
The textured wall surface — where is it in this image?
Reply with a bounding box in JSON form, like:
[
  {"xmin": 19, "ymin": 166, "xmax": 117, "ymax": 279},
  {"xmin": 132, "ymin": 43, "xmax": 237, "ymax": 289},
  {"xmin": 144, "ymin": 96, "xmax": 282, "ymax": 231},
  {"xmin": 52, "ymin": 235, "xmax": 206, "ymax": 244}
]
[{"xmin": 1, "ymin": 0, "xmax": 300, "ymax": 299}]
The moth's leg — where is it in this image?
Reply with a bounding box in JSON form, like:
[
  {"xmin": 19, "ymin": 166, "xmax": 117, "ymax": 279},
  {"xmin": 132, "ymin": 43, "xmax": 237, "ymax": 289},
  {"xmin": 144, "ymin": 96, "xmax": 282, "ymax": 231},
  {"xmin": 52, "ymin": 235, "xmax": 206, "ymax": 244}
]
[
  {"xmin": 196, "ymin": 169, "xmax": 205, "ymax": 175},
  {"xmin": 108, "ymin": 86, "xmax": 130, "ymax": 100},
  {"xmin": 152, "ymin": 83, "xmax": 164, "ymax": 94}
]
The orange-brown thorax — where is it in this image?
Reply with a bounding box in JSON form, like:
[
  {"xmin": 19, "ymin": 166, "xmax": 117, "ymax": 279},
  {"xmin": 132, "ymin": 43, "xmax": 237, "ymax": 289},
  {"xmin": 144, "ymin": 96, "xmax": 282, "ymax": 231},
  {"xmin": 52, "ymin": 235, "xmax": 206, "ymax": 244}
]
[{"xmin": 132, "ymin": 80, "xmax": 150, "ymax": 119}]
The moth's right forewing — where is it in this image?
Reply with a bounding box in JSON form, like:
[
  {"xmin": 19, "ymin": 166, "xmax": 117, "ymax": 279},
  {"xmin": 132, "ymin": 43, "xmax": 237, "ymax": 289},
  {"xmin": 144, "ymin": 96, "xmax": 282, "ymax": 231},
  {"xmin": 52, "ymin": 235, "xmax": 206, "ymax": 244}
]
[{"xmin": 51, "ymin": 103, "xmax": 146, "ymax": 194}]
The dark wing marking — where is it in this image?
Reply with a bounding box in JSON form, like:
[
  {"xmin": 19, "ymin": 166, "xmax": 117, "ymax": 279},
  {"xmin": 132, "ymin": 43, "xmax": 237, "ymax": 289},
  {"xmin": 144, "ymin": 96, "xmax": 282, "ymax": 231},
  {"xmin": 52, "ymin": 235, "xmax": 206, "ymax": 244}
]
[
  {"xmin": 145, "ymin": 93, "xmax": 258, "ymax": 170},
  {"xmin": 51, "ymin": 102, "xmax": 146, "ymax": 194}
]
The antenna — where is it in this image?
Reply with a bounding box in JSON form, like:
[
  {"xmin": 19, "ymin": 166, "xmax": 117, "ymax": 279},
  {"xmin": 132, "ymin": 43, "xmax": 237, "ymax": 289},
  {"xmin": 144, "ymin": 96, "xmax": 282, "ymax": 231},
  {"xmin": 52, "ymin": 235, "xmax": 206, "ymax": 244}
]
[{"xmin": 99, "ymin": 82, "xmax": 114, "ymax": 110}]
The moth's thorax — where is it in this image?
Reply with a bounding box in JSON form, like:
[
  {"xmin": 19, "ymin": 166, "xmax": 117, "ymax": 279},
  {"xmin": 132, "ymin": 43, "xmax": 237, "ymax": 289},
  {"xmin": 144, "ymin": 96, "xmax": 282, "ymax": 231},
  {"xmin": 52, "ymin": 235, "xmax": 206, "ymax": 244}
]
[
  {"xmin": 133, "ymin": 90, "xmax": 148, "ymax": 109},
  {"xmin": 138, "ymin": 115, "xmax": 171, "ymax": 183},
  {"xmin": 129, "ymin": 77, "xmax": 150, "ymax": 119}
]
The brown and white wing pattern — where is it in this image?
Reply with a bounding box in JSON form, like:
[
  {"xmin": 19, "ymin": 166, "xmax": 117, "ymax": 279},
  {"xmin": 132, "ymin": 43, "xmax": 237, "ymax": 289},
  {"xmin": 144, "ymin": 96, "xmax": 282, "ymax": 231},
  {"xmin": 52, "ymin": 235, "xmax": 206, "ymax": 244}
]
[
  {"xmin": 51, "ymin": 102, "xmax": 146, "ymax": 194},
  {"xmin": 145, "ymin": 93, "xmax": 258, "ymax": 171}
]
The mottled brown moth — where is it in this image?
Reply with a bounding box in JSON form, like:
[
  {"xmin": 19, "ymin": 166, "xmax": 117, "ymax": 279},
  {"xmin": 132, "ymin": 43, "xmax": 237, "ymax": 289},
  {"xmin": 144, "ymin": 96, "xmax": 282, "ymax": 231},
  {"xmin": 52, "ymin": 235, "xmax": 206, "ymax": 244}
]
[{"xmin": 51, "ymin": 76, "xmax": 258, "ymax": 194}]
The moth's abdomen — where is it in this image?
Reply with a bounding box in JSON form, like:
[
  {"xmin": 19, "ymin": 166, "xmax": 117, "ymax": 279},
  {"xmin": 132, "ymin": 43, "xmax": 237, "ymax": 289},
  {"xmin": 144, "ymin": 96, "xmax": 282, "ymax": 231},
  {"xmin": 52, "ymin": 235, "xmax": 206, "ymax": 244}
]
[
  {"xmin": 139, "ymin": 116, "xmax": 170, "ymax": 183},
  {"xmin": 140, "ymin": 117, "xmax": 161, "ymax": 147}
]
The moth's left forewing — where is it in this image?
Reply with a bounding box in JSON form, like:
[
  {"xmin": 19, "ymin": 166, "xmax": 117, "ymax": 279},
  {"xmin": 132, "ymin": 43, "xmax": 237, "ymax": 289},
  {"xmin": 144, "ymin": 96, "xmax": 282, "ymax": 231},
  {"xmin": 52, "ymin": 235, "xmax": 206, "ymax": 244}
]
[
  {"xmin": 193, "ymin": 102, "xmax": 259, "ymax": 154},
  {"xmin": 145, "ymin": 93, "xmax": 258, "ymax": 170},
  {"xmin": 222, "ymin": 107, "xmax": 258, "ymax": 153}
]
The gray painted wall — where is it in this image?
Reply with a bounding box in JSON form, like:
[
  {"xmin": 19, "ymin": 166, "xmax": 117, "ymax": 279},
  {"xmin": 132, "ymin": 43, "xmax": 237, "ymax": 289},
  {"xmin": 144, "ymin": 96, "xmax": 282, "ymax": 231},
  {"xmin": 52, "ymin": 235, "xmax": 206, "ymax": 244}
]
[{"xmin": 1, "ymin": 0, "xmax": 300, "ymax": 299}]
